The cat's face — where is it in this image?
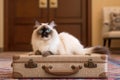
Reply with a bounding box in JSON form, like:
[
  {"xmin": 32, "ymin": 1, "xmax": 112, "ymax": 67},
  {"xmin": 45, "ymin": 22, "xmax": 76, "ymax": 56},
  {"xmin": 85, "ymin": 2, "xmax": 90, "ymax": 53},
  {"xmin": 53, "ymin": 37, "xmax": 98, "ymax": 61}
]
[{"xmin": 33, "ymin": 21, "xmax": 56, "ymax": 40}]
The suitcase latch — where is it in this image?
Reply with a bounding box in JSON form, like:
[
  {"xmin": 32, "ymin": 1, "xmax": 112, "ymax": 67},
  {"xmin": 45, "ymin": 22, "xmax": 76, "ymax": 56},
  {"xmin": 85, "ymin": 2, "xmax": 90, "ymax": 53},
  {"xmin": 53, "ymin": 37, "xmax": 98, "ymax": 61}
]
[
  {"xmin": 25, "ymin": 59, "xmax": 37, "ymax": 68},
  {"xmin": 84, "ymin": 59, "xmax": 97, "ymax": 68}
]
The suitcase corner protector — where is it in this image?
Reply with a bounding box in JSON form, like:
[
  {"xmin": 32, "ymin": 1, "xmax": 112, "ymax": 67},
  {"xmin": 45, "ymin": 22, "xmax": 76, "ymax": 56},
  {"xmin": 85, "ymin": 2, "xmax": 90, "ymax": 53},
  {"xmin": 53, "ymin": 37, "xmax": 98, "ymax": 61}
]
[
  {"xmin": 13, "ymin": 55, "xmax": 20, "ymax": 60},
  {"xmin": 13, "ymin": 72, "xmax": 23, "ymax": 78},
  {"xmin": 99, "ymin": 72, "xmax": 108, "ymax": 78}
]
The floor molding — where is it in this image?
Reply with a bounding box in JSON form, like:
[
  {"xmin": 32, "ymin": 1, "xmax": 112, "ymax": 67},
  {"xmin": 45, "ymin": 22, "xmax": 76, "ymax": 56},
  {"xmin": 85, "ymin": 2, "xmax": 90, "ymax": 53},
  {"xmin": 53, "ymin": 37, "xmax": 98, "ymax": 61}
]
[{"xmin": 0, "ymin": 48, "xmax": 3, "ymax": 52}]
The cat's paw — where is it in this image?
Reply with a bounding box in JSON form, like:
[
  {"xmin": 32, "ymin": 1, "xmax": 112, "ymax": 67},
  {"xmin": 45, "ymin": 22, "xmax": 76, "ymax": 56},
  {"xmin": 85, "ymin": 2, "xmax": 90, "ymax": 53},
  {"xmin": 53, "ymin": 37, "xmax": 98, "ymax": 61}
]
[
  {"xmin": 42, "ymin": 51, "xmax": 53, "ymax": 57},
  {"xmin": 35, "ymin": 50, "xmax": 42, "ymax": 55},
  {"xmin": 28, "ymin": 52, "xmax": 35, "ymax": 56}
]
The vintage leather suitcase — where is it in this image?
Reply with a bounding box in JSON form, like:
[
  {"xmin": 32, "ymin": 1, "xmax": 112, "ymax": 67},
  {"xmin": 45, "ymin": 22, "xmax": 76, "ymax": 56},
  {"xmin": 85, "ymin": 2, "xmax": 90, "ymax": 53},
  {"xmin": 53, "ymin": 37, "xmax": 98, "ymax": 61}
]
[{"xmin": 12, "ymin": 53, "xmax": 108, "ymax": 79}]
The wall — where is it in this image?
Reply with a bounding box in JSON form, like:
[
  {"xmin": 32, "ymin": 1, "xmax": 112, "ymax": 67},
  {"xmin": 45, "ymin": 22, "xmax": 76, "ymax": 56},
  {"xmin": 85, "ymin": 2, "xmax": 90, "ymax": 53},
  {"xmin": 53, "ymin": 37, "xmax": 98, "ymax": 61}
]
[
  {"xmin": 92, "ymin": 0, "xmax": 120, "ymax": 47},
  {"xmin": 0, "ymin": 0, "xmax": 3, "ymax": 48}
]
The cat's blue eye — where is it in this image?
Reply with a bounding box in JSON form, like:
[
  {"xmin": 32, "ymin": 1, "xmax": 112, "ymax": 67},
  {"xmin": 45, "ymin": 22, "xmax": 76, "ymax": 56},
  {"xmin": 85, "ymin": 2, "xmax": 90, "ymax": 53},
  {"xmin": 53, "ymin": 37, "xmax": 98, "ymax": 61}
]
[
  {"xmin": 40, "ymin": 30, "xmax": 43, "ymax": 33},
  {"xmin": 46, "ymin": 29, "xmax": 51, "ymax": 33}
]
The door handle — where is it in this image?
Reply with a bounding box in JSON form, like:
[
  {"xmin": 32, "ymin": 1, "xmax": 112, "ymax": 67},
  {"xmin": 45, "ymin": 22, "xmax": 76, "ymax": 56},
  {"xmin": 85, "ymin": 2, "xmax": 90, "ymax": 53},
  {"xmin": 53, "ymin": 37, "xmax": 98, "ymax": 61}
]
[
  {"xmin": 39, "ymin": 0, "xmax": 47, "ymax": 8},
  {"xmin": 50, "ymin": 0, "xmax": 58, "ymax": 8}
]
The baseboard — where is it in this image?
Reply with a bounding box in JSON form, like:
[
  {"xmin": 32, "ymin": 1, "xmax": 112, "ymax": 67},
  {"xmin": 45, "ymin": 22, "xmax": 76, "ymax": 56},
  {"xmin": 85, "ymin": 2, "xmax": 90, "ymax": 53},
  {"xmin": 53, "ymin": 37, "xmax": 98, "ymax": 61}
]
[{"xmin": 0, "ymin": 48, "xmax": 3, "ymax": 52}]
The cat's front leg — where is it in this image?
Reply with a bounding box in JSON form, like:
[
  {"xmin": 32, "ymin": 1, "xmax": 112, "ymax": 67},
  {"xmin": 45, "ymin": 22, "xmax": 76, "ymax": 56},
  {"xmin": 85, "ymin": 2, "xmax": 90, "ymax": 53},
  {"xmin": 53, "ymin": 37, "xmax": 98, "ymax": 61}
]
[
  {"xmin": 28, "ymin": 50, "xmax": 41, "ymax": 55},
  {"xmin": 42, "ymin": 51, "xmax": 54, "ymax": 57},
  {"xmin": 28, "ymin": 50, "xmax": 42, "ymax": 56}
]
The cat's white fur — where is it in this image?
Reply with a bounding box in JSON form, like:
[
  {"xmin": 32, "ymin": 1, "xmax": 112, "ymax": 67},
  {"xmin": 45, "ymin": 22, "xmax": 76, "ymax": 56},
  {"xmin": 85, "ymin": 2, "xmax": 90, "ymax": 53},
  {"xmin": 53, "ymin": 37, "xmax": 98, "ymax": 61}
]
[{"xmin": 31, "ymin": 21, "xmax": 108, "ymax": 55}]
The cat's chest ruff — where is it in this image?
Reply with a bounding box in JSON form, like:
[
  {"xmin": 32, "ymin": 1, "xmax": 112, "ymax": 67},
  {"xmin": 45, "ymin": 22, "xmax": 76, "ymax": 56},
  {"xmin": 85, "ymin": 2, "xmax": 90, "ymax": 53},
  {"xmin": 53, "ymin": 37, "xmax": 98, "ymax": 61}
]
[{"xmin": 36, "ymin": 40, "xmax": 56, "ymax": 52}]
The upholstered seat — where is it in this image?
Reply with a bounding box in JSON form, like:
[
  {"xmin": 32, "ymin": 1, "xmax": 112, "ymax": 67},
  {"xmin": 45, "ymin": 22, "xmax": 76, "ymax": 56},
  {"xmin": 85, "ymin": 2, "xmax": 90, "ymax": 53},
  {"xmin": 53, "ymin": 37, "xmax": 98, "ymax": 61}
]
[
  {"xmin": 103, "ymin": 7, "xmax": 120, "ymax": 48},
  {"xmin": 103, "ymin": 31, "xmax": 120, "ymax": 38}
]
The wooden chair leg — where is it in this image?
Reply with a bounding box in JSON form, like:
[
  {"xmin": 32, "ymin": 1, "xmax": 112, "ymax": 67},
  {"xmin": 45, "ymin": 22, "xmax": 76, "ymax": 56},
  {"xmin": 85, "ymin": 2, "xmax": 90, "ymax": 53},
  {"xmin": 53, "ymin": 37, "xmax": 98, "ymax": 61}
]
[
  {"xmin": 108, "ymin": 39, "xmax": 111, "ymax": 48},
  {"xmin": 103, "ymin": 39, "xmax": 106, "ymax": 46}
]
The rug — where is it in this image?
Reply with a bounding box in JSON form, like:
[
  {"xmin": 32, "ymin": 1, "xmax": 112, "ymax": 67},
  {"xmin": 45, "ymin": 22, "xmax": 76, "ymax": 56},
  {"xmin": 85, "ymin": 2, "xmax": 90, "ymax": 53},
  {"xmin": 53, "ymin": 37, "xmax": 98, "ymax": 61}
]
[
  {"xmin": 108, "ymin": 58, "xmax": 120, "ymax": 79},
  {"xmin": 0, "ymin": 58, "xmax": 120, "ymax": 80}
]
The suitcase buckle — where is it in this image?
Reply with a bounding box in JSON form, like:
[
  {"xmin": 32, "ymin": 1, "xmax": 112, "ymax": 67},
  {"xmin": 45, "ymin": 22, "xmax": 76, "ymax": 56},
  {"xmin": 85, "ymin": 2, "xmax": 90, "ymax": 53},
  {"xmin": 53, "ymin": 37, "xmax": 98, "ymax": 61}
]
[
  {"xmin": 25, "ymin": 59, "xmax": 37, "ymax": 68},
  {"xmin": 84, "ymin": 59, "xmax": 97, "ymax": 68}
]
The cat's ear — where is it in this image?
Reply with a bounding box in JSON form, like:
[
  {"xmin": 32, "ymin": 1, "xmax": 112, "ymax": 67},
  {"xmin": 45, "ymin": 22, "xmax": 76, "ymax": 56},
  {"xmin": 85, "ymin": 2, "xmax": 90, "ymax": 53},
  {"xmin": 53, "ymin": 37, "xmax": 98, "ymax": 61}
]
[
  {"xmin": 35, "ymin": 20, "xmax": 41, "ymax": 26},
  {"xmin": 34, "ymin": 20, "xmax": 41, "ymax": 29},
  {"xmin": 49, "ymin": 21, "xmax": 56, "ymax": 28}
]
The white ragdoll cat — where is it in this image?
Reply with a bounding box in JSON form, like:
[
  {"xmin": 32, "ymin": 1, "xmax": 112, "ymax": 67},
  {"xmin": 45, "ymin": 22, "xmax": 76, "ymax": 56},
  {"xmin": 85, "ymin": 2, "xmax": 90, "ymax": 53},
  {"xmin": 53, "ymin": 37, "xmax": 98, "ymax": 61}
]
[{"xmin": 31, "ymin": 21, "xmax": 110, "ymax": 56}]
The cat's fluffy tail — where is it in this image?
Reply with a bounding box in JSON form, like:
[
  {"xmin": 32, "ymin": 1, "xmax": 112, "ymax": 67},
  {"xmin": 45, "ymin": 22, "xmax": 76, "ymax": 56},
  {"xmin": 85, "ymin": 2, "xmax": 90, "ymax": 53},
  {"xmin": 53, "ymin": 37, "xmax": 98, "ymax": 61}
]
[{"xmin": 84, "ymin": 46, "xmax": 110, "ymax": 55}]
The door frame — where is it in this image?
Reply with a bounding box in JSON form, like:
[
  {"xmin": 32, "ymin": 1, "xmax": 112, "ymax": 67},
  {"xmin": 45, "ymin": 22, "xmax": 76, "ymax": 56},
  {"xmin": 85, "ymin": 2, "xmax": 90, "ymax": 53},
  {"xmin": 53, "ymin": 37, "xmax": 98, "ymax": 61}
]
[
  {"xmin": 4, "ymin": 0, "xmax": 10, "ymax": 51},
  {"xmin": 87, "ymin": 0, "xmax": 92, "ymax": 46},
  {"xmin": 4, "ymin": 0, "xmax": 92, "ymax": 51}
]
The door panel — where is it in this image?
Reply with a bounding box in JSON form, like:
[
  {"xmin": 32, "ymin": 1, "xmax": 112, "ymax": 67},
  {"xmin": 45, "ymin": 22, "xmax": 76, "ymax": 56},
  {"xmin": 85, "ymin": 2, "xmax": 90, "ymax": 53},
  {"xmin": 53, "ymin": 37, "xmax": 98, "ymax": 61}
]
[
  {"xmin": 4, "ymin": 0, "xmax": 91, "ymax": 51},
  {"xmin": 50, "ymin": 0, "xmax": 87, "ymax": 45},
  {"xmin": 55, "ymin": 0, "xmax": 81, "ymax": 18},
  {"xmin": 15, "ymin": 0, "xmax": 40, "ymax": 17},
  {"xmin": 14, "ymin": 25, "xmax": 33, "ymax": 44},
  {"xmin": 56, "ymin": 24, "xmax": 82, "ymax": 40},
  {"xmin": 8, "ymin": 0, "xmax": 48, "ymax": 51}
]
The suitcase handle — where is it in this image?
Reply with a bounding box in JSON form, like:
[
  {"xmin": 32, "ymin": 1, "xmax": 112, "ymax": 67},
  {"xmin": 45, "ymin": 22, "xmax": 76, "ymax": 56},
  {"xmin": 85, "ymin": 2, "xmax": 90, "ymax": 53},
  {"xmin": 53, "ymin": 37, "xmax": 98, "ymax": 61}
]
[{"xmin": 42, "ymin": 65, "xmax": 82, "ymax": 76}]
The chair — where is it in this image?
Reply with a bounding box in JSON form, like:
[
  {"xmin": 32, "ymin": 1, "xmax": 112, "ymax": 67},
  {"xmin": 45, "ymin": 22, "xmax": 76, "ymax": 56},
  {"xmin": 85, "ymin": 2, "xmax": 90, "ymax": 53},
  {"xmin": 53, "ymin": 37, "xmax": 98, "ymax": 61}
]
[{"xmin": 103, "ymin": 7, "xmax": 120, "ymax": 48}]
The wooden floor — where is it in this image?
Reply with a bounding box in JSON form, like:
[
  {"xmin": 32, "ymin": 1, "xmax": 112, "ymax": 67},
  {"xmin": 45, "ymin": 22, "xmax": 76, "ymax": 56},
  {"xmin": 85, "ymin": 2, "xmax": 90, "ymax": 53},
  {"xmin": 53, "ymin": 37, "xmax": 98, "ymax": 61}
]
[
  {"xmin": 0, "ymin": 52, "xmax": 28, "ymax": 58},
  {"xmin": 110, "ymin": 49, "xmax": 120, "ymax": 60}
]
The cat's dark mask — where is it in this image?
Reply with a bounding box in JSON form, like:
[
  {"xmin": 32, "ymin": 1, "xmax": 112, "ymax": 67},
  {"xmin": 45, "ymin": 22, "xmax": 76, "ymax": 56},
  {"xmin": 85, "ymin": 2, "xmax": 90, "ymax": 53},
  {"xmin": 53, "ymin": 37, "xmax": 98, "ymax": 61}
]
[
  {"xmin": 37, "ymin": 26, "xmax": 52, "ymax": 38},
  {"xmin": 34, "ymin": 20, "xmax": 56, "ymax": 38}
]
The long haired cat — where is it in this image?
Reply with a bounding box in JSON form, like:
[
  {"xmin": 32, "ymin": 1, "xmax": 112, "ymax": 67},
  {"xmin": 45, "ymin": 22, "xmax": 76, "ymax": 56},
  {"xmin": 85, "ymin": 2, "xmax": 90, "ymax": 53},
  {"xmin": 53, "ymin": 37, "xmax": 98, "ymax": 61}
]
[{"xmin": 31, "ymin": 21, "xmax": 110, "ymax": 56}]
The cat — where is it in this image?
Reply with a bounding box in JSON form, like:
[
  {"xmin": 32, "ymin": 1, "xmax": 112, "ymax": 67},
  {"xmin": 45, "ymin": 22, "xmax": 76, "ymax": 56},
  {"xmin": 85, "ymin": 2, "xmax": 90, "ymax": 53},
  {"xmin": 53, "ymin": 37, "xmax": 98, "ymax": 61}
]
[{"xmin": 31, "ymin": 21, "xmax": 110, "ymax": 57}]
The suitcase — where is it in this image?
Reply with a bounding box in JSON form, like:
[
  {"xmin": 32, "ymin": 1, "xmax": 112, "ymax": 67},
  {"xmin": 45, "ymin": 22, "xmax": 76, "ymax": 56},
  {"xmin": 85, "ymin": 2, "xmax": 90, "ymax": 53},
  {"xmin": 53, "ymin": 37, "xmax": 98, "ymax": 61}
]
[{"xmin": 12, "ymin": 53, "xmax": 108, "ymax": 79}]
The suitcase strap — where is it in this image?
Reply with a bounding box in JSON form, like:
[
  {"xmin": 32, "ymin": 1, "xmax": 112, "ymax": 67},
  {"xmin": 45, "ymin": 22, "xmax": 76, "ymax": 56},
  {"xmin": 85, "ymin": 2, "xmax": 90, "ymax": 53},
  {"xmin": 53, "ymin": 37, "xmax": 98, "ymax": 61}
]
[{"xmin": 42, "ymin": 65, "xmax": 82, "ymax": 76}]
